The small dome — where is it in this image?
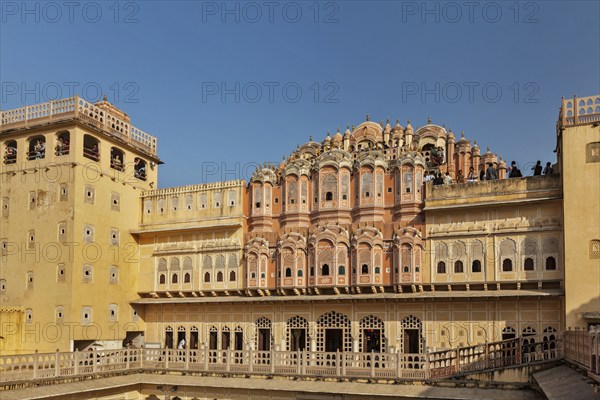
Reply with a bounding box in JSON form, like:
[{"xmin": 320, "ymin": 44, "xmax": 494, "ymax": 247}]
[
  {"xmin": 333, "ymin": 128, "xmax": 343, "ymax": 142},
  {"xmin": 457, "ymin": 131, "xmax": 469, "ymax": 145},
  {"xmin": 392, "ymin": 118, "xmax": 404, "ymax": 132},
  {"xmin": 447, "ymin": 130, "xmax": 455, "ymax": 140},
  {"xmin": 384, "ymin": 118, "xmax": 392, "ymax": 134},
  {"xmin": 323, "ymin": 131, "xmax": 331, "ymax": 143},
  {"xmin": 343, "ymin": 125, "xmax": 351, "ymax": 138},
  {"xmin": 405, "ymin": 119, "xmax": 414, "ymax": 134}
]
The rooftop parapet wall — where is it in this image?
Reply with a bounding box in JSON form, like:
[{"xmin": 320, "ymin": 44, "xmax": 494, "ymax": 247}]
[
  {"xmin": 0, "ymin": 96, "xmax": 158, "ymax": 157},
  {"xmin": 558, "ymin": 95, "xmax": 600, "ymax": 128},
  {"xmin": 141, "ymin": 180, "xmax": 245, "ymax": 198},
  {"xmin": 425, "ymin": 175, "xmax": 562, "ymax": 209}
]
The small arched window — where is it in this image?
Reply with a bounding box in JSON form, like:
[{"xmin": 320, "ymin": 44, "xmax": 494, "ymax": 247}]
[
  {"xmin": 217, "ymin": 271, "xmax": 223, "ymax": 282},
  {"xmin": 229, "ymin": 271, "xmax": 236, "ymax": 281},
  {"xmin": 297, "ymin": 269, "xmax": 303, "ymax": 277},
  {"xmin": 502, "ymin": 259, "xmax": 513, "ymax": 271},
  {"xmin": 338, "ymin": 265, "xmax": 345, "ymax": 275},
  {"xmin": 546, "ymin": 257, "xmax": 557, "ymax": 270},
  {"xmin": 437, "ymin": 261, "xmax": 446, "ymax": 274},
  {"xmin": 321, "ymin": 264, "xmax": 330, "ymax": 276},
  {"xmin": 285, "ymin": 268, "xmax": 292, "ymax": 277},
  {"xmin": 524, "ymin": 257, "xmax": 535, "ymax": 271},
  {"xmin": 159, "ymin": 274, "xmax": 166, "ymax": 284},
  {"xmin": 361, "ymin": 264, "xmax": 369, "ymax": 274},
  {"xmin": 374, "ymin": 266, "xmax": 381, "ymax": 274},
  {"xmin": 472, "ymin": 260, "xmax": 482, "ymax": 273},
  {"xmin": 454, "ymin": 260, "xmax": 464, "ymax": 273},
  {"xmin": 171, "ymin": 273, "xmax": 178, "ymax": 284},
  {"xmin": 325, "ymin": 192, "xmax": 333, "ymax": 201},
  {"xmin": 204, "ymin": 272, "xmax": 211, "ymax": 283},
  {"xmin": 184, "ymin": 273, "xmax": 191, "ymax": 283}
]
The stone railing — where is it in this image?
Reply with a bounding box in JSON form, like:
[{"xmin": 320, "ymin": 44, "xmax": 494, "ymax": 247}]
[
  {"xmin": 564, "ymin": 328, "xmax": 600, "ymax": 377},
  {"xmin": 0, "ymin": 96, "xmax": 157, "ymax": 156},
  {"xmin": 559, "ymin": 94, "xmax": 600, "ymax": 128},
  {"xmin": 0, "ymin": 335, "xmax": 566, "ymax": 386}
]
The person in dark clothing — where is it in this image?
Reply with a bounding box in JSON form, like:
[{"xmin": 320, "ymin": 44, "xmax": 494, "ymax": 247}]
[
  {"xmin": 433, "ymin": 172, "xmax": 444, "ymax": 185},
  {"xmin": 543, "ymin": 162, "xmax": 553, "ymax": 175},
  {"xmin": 479, "ymin": 168, "xmax": 485, "ymax": 181},
  {"xmin": 532, "ymin": 160, "xmax": 542, "ymax": 176},
  {"xmin": 485, "ymin": 163, "xmax": 498, "ymax": 180}
]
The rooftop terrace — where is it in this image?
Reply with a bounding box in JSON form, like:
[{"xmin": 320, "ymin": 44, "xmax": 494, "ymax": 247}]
[{"xmin": 0, "ymin": 96, "xmax": 157, "ymax": 157}]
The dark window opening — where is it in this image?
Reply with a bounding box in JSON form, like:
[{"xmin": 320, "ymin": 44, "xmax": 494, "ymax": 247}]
[
  {"xmin": 472, "ymin": 260, "xmax": 482, "ymax": 273},
  {"xmin": 502, "ymin": 259, "xmax": 513, "ymax": 272}
]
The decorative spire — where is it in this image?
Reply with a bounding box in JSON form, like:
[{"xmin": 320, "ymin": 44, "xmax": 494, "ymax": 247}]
[
  {"xmin": 103, "ymin": 95, "xmax": 107, "ymax": 101},
  {"xmin": 309, "ymin": 135, "xmax": 312, "ymax": 142},
  {"xmin": 396, "ymin": 118, "xmax": 399, "ymax": 124},
  {"xmin": 337, "ymin": 127, "xmax": 340, "ymax": 133},
  {"xmin": 407, "ymin": 119, "xmax": 411, "ymax": 124},
  {"xmin": 346, "ymin": 123, "xmax": 350, "ymax": 129},
  {"xmin": 366, "ymin": 113, "xmax": 370, "ymax": 121},
  {"xmin": 386, "ymin": 117, "xmax": 390, "ymax": 124},
  {"xmin": 327, "ymin": 130, "xmax": 330, "ymax": 137},
  {"xmin": 428, "ymin": 116, "xmax": 431, "ymax": 124},
  {"xmin": 352, "ymin": 124, "xmax": 355, "ymax": 130},
  {"xmin": 487, "ymin": 146, "xmax": 490, "ymax": 152},
  {"xmin": 461, "ymin": 131, "xmax": 465, "ymax": 138}
]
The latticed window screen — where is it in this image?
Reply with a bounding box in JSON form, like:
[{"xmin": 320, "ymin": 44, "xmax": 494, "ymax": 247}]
[
  {"xmin": 589, "ymin": 240, "xmax": 600, "ymax": 259},
  {"xmin": 359, "ymin": 315, "xmax": 386, "ymax": 352},
  {"xmin": 316, "ymin": 311, "xmax": 352, "ymax": 352},
  {"xmin": 286, "ymin": 315, "xmax": 309, "ymax": 351},
  {"xmin": 255, "ymin": 317, "xmax": 272, "ymax": 350}
]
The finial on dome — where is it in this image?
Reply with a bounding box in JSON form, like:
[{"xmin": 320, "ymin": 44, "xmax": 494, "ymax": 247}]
[
  {"xmin": 352, "ymin": 124, "xmax": 355, "ymax": 130},
  {"xmin": 407, "ymin": 119, "xmax": 411, "ymax": 124},
  {"xmin": 337, "ymin": 127, "xmax": 340, "ymax": 133},
  {"xmin": 297, "ymin": 144, "xmax": 300, "ymax": 149},
  {"xmin": 487, "ymin": 146, "xmax": 490, "ymax": 152},
  {"xmin": 366, "ymin": 113, "xmax": 370, "ymax": 121},
  {"xmin": 346, "ymin": 123, "xmax": 350, "ymax": 129},
  {"xmin": 386, "ymin": 117, "xmax": 390, "ymax": 124},
  {"xmin": 474, "ymin": 140, "xmax": 477, "ymax": 146},
  {"xmin": 103, "ymin": 95, "xmax": 107, "ymax": 101},
  {"xmin": 396, "ymin": 118, "xmax": 399, "ymax": 124},
  {"xmin": 461, "ymin": 131, "xmax": 465, "ymax": 138},
  {"xmin": 428, "ymin": 116, "xmax": 431, "ymax": 124},
  {"xmin": 327, "ymin": 130, "xmax": 330, "ymax": 137},
  {"xmin": 309, "ymin": 135, "xmax": 312, "ymax": 142}
]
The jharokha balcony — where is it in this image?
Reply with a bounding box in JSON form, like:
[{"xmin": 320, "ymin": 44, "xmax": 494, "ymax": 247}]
[{"xmin": 0, "ymin": 96, "xmax": 157, "ymax": 157}]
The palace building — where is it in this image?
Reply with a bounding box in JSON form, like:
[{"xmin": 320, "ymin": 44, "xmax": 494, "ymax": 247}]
[{"xmin": 0, "ymin": 95, "xmax": 599, "ymax": 359}]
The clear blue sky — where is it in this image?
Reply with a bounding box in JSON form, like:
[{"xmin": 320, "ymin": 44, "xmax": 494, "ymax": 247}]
[{"xmin": 1, "ymin": 1, "xmax": 599, "ymax": 187}]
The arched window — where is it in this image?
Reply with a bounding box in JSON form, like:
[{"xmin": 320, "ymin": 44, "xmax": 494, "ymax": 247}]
[
  {"xmin": 134, "ymin": 158, "xmax": 147, "ymax": 181},
  {"xmin": 454, "ymin": 260, "xmax": 464, "ymax": 273},
  {"xmin": 171, "ymin": 273, "xmax": 178, "ymax": 284},
  {"xmin": 217, "ymin": 271, "xmax": 223, "ymax": 282},
  {"xmin": 361, "ymin": 264, "xmax": 369, "ymax": 274},
  {"xmin": 437, "ymin": 261, "xmax": 446, "ymax": 274},
  {"xmin": 83, "ymin": 135, "xmax": 100, "ymax": 161},
  {"xmin": 229, "ymin": 271, "xmax": 236, "ymax": 281},
  {"xmin": 110, "ymin": 147, "xmax": 125, "ymax": 171},
  {"xmin": 524, "ymin": 257, "xmax": 534, "ymax": 271},
  {"xmin": 285, "ymin": 268, "xmax": 292, "ymax": 277},
  {"xmin": 545, "ymin": 257, "xmax": 556, "ymax": 270},
  {"xmin": 472, "ymin": 260, "xmax": 481, "ymax": 273},
  {"xmin": 55, "ymin": 131, "xmax": 70, "ymax": 156},
  {"xmin": 321, "ymin": 264, "xmax": 330, "ymax": 276},
  {"xmin": 338, "ymin": 265, "xmax": 345, "ymax": 275},
  {"xmin": 27, "ymin": 135, "xmax": 46, "ymax": 160},
  {"xmin": 325, "ymin": 192, "xmax": 333, "ymax": 201},
  {"xmin": 374, "ymin": 266, "xmax": 381, "ymax": 274},
  {"xmin": 184, "ymin": 273, "xmax": 191, "ymax": 283},
  {"xmin": 297, "ymin": 269, "xmax": 303, "ymax": 277},
  {"xmin": 502, "ymin": 259, "xmax": 513, "ymax": 271},
  {"xmin": 159, "ymin": 274, "xmax": 166, "ymax": 284},
  {"xmin": 4, "ymin": 140, "xmax": 17, "ymax": 164}
]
